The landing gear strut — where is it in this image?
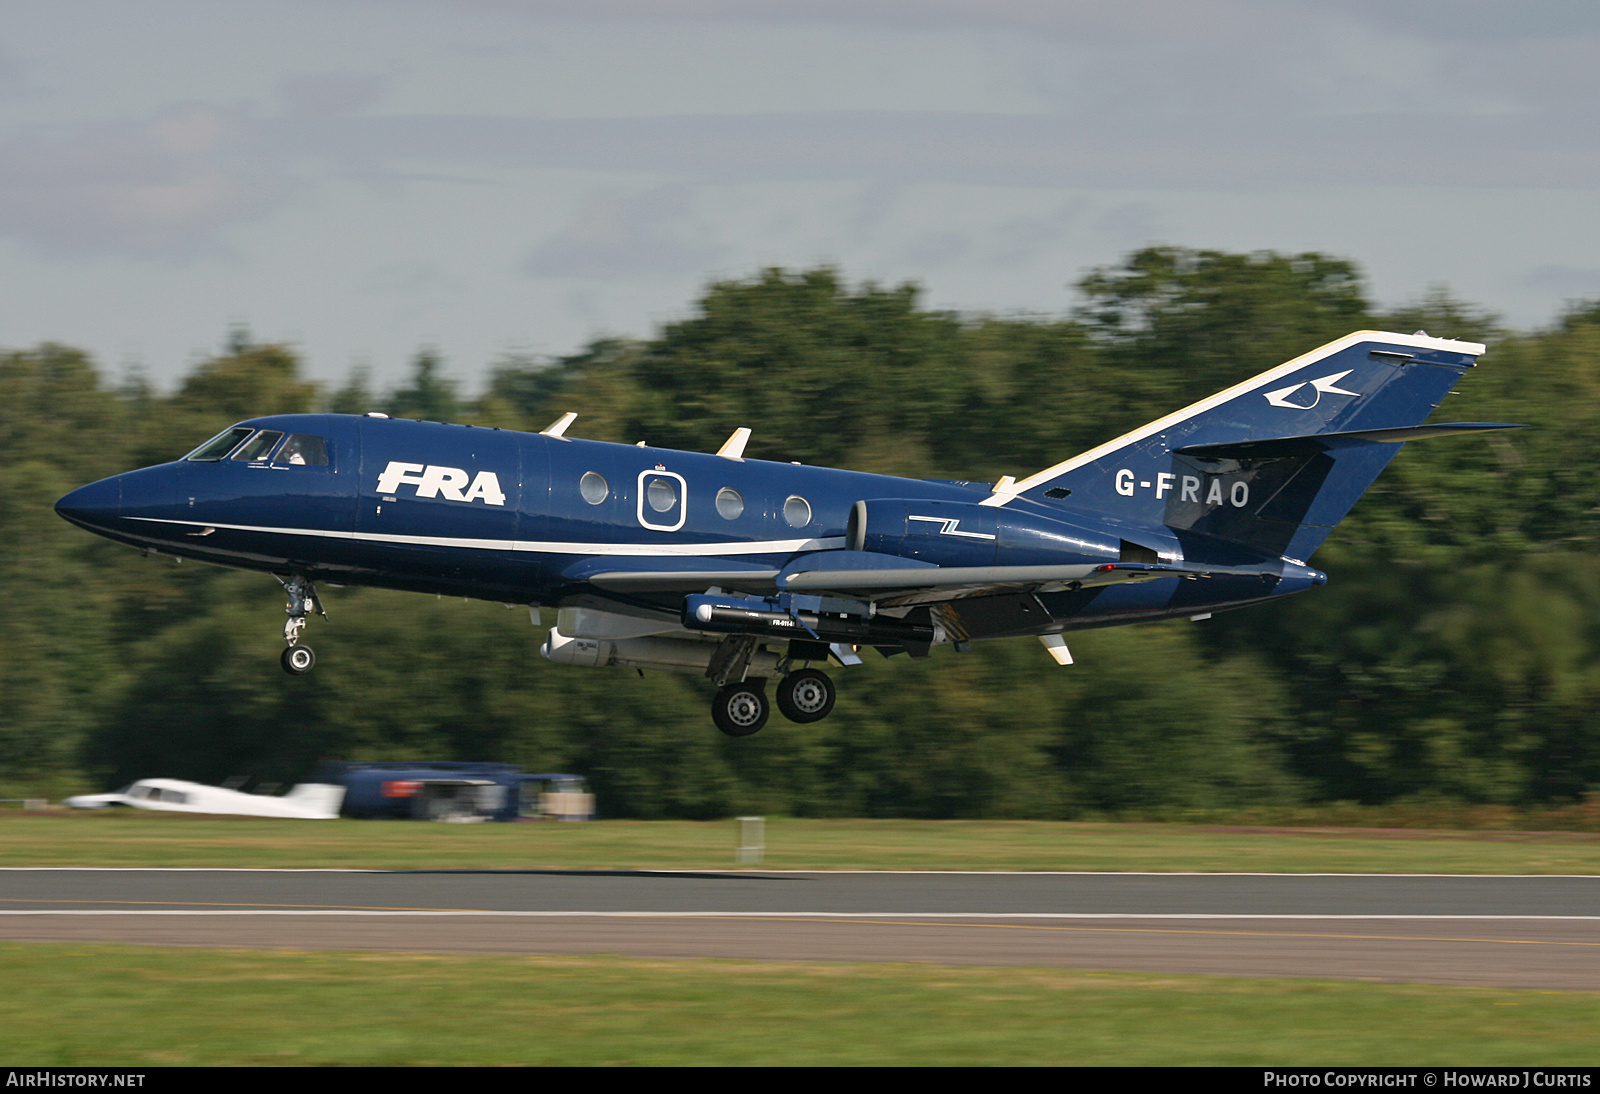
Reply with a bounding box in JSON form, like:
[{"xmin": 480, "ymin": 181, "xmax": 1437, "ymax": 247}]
[
  {"xmin": 712, "ymin": 680, "xmax": 769, "ymax": 737},
  {"xmin": 775, "ymin": 668, "xmax": 835, "ymax": 724},
  {"xmin": 279, "ymin": 574, "xmax": 325, "ymax": 675}
]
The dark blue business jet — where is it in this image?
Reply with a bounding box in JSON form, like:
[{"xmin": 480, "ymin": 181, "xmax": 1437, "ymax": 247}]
[{"xmin": 56, "ymin": 331, "xmax": 1517, "ymax": 736}]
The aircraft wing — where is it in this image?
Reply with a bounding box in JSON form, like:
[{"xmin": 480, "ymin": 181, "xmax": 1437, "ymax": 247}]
[
  {"xmin": 573, "ymin": 551, "xmax": 1248, "ymax": 607},
  {"xmin": 567, "ymin": 556, "xmax": 782, "ymax": 595},
  {"xmin": 779, "ymin": 561, "xmax": 1202, "ymax": 607},
  {"xmin": 586, "ymin": 569, "xmax": 781, "ymax": 594}
]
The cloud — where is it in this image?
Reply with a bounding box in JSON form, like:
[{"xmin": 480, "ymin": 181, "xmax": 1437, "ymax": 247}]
[
  {"xmin": 361, "ymin": 260, "xmax": 466, "ymax": 296},
  {"xmin": 298, "ymin": 109, "xmax": 1600, "ymax": 190},
  {"xmin": 0, "ymin": 103, "xmax": 294, "ymax": 259},
  {"xmin": 0, "ymin": 47, "xmax": 24, "ymax": 100},
  {"xmin": 1520, "ymin": 264, "xmax": 1600, "ymax": 300},
  {"xmin": 523, "ymin": 184, "xmax": 721, "ymax": 279},
  {"xmin": 8, "ymin": 3, "xmax": 1600, "ymax": 263},
  {"xmin": 371, "ymin": 0, "xmax": 1319, "ymax": 45},
  {"xmin": 1316, "ymin": 1, "xmax": 1600, "ymax": 42},
  {"xmin": 278, "ymin": 72, "xmax": 388, "ymax": 118},
  {"xmin": 367, "ymin": 1, "xmax": 1600, "ymax": 120},
  {"xmin": 898, "ymin": 229, "xmax": 972, "ymax": 267},
  {"xmin": 373, "ymin": 0, "xmax": 1600, "ymax": 52}
]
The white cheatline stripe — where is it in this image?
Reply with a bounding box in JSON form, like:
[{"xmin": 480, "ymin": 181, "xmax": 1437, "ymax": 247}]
[
  {"xmin": 127, "ymin": 517, "xmax": 843, "ymax": 557},
  {"xmin": 2, "ymin": 911, "xmax": 1598, "ymax": 920},
  {"xmin": 980, "ymin": 330, "xmax": 1487, "ymax": 508}
]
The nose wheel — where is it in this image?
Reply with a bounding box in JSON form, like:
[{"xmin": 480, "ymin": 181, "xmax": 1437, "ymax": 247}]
[
  {"xmin": 278, "ymin": 574, "xmax": 325, "ymax": 675},
  {"xmin": 712, "ymin": 680, "xmax": 769, "ymax": 737},
  {"xmin": 775, "ymin": 668, "xmax": 835, "ymax": 723},
  {"xmin": 281, "ymin": 644, "xmax": 316, "ymax": 675}
]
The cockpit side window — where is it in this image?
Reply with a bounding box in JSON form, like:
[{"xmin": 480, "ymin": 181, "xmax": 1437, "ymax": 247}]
[
  {"xmin": 184, "ymin": 426, "xmax": 255, "ymax": 461},
  {"xmin": 273, "ymin": 434, "xmax": 329, "ymax": 467},
  {"xmin": 232, "ymin": 430, "xmax": 285, "ymax": 462}
]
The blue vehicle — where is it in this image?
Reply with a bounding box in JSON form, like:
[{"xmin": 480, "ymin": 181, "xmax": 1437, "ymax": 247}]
[
  {"xmin": 316, "ymin": 762, "xmax": 590, "ymax": 821},
  {"xmin": 56, "ymin": 331, "xmax": 1517, "ymax": 736}
]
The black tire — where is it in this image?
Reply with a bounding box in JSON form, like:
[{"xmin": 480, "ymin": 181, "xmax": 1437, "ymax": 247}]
[
  {"xmin": 775, "ymin": 668, "xmax": 835, "ymax": 724},
  {"xmin": 281, "ymin": 644, "xmax": 316, "ymax": 675},
  {"xmin": 712, "ymin": 681, "xmax": 768, "ymax": 737}
]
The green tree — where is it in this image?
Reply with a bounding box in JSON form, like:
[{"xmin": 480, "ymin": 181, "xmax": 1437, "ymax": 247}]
[
  {"xmin": 626, "ymin": 268, "xmax": 970, "ymax": 476},
  {"xmin": 0, "ymin": 346, "xmax": 133, "ymax": 793},
  {"xmin": 1075, "ymin": 246, "xmax": 1372, "ymax": 413},
  {"xmin": 385, "ymin": 349, "xmax": 460, "ymax": 423}
]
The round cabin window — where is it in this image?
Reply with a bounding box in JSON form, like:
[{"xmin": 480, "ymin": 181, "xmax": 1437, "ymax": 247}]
[
  {"xmin": 716, "ymin": 487, "xmax": 744, "ymax": 520},
  {"xmin": 783, "ymin": 495, "xmax": 812, "ymax": 528},
  {"xmin": 579, "ymin": 471, "xmax": 609, "ymax": 504},
  {"xmin": 646, "ymin": 476, "xmax": 678, "ymax": 513}
]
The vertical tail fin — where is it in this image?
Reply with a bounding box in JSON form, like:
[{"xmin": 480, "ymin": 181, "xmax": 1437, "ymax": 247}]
[{"xmin": 982, "ymin": 331, "xmax": 1503, "ymax": 561}]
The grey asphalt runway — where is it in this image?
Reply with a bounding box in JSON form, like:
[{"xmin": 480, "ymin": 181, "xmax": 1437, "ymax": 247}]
[{"xmin": 2, "ymin": 869, "xmax": 1598, "ymax": 989}]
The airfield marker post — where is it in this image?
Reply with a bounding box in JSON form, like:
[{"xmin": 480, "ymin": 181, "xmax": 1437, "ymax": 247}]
[{"xmin": 736, "ymin": 816, "xmax": 765, "ymax": 864}]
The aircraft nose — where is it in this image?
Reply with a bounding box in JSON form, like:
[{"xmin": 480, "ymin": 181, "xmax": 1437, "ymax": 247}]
[{"xmin": 55, "ymin": 476, "xmax": 122, "ymax": 531}]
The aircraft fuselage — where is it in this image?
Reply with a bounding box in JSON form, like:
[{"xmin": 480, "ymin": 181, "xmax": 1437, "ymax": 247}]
[{"xmin": 56, "ymin": 412, "xmax": 1301, "ymax": 630}]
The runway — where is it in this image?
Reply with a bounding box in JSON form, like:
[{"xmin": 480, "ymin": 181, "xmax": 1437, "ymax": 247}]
[{"xmin": 2, "ymin": 869, "xmax": 1598, "ymax": 989}]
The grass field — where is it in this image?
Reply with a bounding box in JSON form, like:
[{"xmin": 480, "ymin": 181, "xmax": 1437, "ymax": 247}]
[
  {"xmin": 1, "ymin": 943, "xmax": 1597, "ymax": 1066},
  {"xmin": 4, "ymin": 809, "xmax": 1600, "ymax": 873}
]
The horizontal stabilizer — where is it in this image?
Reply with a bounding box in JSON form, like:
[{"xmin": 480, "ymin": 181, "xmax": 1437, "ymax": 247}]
[{"xmin": 1176, "ymin": 422, "xmax": 1525, "ymax": 460}]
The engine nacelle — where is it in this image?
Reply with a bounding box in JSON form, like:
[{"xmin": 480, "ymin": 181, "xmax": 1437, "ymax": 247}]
[
  {"xmin": 846, "ymin": 499, "xmax": 1122, "ymax": 568},
  {"xmin": 541, "ymin": 627, "xmax": 782, "ymax": 678}
]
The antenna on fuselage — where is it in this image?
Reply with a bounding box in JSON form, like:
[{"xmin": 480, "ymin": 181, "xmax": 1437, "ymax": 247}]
[
  {"xmin": 717, "ymin": 427, "xmax": 751, "ymax": 461},
  {"xmin": 540, "ymin": 412, "xmax": 577, "ymax": 439}
]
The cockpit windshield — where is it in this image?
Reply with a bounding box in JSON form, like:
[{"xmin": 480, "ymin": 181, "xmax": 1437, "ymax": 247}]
[
  {"xmin": 232, "ymin": 431, "xmax": 284, "ymax": 462},
  {"xmin": 184, "ymin": 428, "xmax": 331, "ymax": 467},
  {"xmin": 184, "ymin": 426, "xmax": 254, "ymax": 461}
]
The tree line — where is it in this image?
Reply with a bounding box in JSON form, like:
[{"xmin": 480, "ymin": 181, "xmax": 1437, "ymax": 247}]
[{"xmin": 4, "ymin": 247, "xmax": 1598, "ymax": 818}]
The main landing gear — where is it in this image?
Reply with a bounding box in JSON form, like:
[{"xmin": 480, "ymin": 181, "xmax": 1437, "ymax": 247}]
[
  {"xmin": 775, "ymin": 668, "xmax": 835, "ymax": 724},
  {"xmin": 710, "ymin": 667, "xmax": 838, "ymax": 738},
  {"xmin": 712, "ymin": 681, "xmax": 769, "ymax": 737},
  {"xmin": 278, "ymin": 574, "xmax": 325, "ymax": 676}
]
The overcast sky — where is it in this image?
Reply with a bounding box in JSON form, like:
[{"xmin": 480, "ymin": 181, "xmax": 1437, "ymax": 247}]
[{"xmin": 4, "ymin": 0, "xmax": 1599, "ymax": 390}]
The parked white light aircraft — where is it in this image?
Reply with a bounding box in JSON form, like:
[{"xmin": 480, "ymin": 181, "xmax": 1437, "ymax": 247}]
[{"xmin": 63, "ymin": 779, "xmax": 344, "ymax": 819}]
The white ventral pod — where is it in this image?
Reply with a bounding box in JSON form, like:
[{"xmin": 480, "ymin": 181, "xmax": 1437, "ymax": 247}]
[{"xmin": 540, "ymin": 608, "xmax": 782, "ymax": 677}]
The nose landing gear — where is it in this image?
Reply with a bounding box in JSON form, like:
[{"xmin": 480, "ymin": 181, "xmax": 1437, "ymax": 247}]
[
  {"xmin": 281, "ymin": 644, "xmax": 316, "ymax": 675},
  {"xmin": 279, "ymin": 574, "xmax": 325, "ymax": 676}
]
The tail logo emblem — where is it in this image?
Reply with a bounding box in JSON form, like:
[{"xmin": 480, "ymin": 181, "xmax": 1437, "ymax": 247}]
[{"xmin": 1263, "ymin": 370, "xmax": 1362, "ymax": 410}]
